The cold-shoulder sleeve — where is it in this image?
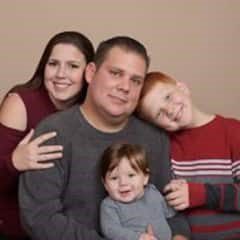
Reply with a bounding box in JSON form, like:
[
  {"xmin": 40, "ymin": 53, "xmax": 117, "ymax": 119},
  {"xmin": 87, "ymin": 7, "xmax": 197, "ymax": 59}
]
[{"xmin": 0, "ymin": 122, "xmax": 25, "ymax": 192}]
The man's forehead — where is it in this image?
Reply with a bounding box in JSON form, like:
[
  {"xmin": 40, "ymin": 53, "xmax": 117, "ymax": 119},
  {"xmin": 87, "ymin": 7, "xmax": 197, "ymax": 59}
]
[
  {"xmin": 105, "ymin": 47, "xmax": 144, "ymax": 63},
  {"xmin": 103, "ymin": 47, "xmax": 146, "ymax": 76}
]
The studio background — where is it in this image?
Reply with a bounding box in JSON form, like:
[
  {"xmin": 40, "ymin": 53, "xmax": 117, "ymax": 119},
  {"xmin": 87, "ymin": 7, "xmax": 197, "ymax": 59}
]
[{"xmin": 0, "ymin": 0, "xmax": 239, "ymax": 118}]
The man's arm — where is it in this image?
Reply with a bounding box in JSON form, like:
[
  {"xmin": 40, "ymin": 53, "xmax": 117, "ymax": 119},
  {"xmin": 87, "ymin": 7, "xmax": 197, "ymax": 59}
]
[
  {"xmin": 19, "ymin": 160, "xmax": 104, "ymax": 240},
  {"xmin": 157, "ymin": 131, "xmax": 191, "ymax": 238},
  {"xmin": 19, "ymin": 122, "xmax": 105, "ymax": 240},
  {"xmin": 167, "ymin": 213, "xmax": 190, "ymax": 239}
]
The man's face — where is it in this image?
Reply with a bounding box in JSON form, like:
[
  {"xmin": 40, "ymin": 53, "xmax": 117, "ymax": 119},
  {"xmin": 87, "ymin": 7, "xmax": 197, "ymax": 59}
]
[{"xmin": 85, "ymin": 47, "xmax": 147, "ymax": 124}]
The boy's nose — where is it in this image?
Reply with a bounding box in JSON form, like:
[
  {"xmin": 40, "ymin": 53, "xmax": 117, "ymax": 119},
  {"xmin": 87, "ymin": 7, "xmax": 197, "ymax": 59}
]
[{"xmin": 165, "ymin": 103, "xmax": 175, "ymax": 118}]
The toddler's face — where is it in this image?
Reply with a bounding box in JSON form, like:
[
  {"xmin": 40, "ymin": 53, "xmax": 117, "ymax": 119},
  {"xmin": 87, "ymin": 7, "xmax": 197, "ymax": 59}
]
[
  {"xmin": 140, "ymin": 82, "xmax": 193, "ymax": 131},
  {"xmin": 103, "ymin": 157, "xmax": 149, "ymax": 203}
]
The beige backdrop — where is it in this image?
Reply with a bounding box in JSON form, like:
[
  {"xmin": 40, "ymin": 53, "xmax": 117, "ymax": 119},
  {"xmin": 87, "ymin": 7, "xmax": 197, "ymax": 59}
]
[{"xmin": 0, "ymin": 0, "xmax": 239, "ymax": 118}]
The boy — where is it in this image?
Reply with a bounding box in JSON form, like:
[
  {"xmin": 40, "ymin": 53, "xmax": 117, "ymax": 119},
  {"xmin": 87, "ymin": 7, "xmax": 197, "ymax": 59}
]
[{"xmin": 136, "ymin": 71, "xmax": 240, "ymax": 240}]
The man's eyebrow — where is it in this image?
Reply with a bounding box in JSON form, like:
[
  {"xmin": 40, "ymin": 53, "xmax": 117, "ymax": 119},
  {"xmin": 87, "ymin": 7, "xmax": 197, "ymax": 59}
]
[{"xmin": 131, "ymin": 75, "xmax": 145, "ymax": 81}]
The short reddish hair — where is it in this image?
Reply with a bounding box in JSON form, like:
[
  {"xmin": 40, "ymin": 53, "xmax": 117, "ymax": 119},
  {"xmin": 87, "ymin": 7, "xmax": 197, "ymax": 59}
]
[{"xmin": 136, "ymin": 71, "xmax": 176, "ymax": 118}]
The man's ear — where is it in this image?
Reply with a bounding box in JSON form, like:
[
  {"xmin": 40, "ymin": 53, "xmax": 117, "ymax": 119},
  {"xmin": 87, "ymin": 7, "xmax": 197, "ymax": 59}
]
[
  {"xmin": 85, "ymin": 62, "xmax": 97, "ymax": 84},
  {"xmin": 176, "ymin": 81, "xmax": 190, "ymax": 96}
]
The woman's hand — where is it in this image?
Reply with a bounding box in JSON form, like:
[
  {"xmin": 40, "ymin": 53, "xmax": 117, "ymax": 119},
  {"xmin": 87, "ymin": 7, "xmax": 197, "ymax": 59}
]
[{"xmin": 12, "ymin": 129, "xmax": 63, "ymax": 171}]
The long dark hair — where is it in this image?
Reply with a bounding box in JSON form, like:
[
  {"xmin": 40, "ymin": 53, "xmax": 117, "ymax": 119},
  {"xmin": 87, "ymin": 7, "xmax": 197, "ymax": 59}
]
[{"xmin": 9, "ymin": 31, "xmax": 94, "ymax": 103}]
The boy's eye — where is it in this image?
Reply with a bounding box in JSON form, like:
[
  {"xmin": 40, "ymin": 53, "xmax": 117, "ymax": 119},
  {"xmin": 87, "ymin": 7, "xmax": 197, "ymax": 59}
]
[
  {"xmin": 156, "ymin": 111, "xmax": 162, "ymax": 118},
  {"xmin": 165, "ymin": 94, "xmax": 171, "ymax": 100}
]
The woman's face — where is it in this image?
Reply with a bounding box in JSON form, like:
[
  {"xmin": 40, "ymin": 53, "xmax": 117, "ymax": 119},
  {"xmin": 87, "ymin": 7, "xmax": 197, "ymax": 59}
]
[{"xmin": 44, "ymin": 43, "xmax": 87, "ymax": 109}]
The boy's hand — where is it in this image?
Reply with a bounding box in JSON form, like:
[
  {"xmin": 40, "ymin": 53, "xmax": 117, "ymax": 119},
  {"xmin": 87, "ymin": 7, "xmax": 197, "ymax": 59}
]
[{"xmin": 164, "ymin": 179, "xmax": 189, "ymax": 210}]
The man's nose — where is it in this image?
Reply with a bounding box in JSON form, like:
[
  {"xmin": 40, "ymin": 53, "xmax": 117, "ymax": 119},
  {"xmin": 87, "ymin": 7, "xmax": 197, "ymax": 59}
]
[{"xmin": 119, "ymin": 77, "xmax": 130, "ymax": 92}]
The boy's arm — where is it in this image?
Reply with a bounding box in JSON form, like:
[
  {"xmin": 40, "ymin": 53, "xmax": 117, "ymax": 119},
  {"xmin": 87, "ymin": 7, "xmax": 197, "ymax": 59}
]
[
  {"xmin": 205, "ymin": 182, "xmax": 240, "ymax": 211},
  {"xmin": 165, "ymin": 180, "xmax": 240, "ymax": 212}
]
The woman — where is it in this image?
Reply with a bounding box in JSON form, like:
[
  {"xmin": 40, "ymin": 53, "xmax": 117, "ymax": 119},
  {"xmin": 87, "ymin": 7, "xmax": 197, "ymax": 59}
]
[{"xmin": 0, "ymin": 31, "xmax": 94, "ymax": 239}]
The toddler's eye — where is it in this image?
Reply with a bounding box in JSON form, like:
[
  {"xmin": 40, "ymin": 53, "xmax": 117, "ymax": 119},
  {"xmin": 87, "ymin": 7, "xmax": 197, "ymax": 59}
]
[
  {"xmin": 128, "ymin": 173, "xmax": 136, "ymax": 178},
  {"xmin": 110, "ymin": 176, "xmax": 118, "ymax": 181}
]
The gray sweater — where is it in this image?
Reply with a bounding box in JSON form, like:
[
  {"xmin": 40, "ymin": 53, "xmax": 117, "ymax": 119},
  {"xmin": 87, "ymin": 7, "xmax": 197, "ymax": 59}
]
[
  {"xmin": 19, "ymin": 105, "xmax": 190, "ymax": 240},
  {"xmin": 101, "ymin": 184, "xmax": 175, "ymax": 240}
]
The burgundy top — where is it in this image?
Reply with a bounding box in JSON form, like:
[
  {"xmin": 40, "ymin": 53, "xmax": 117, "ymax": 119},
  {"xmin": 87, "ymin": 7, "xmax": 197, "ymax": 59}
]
[{"xmin": 0, "ymin": 87, "xmax": 57, "ymax": 239}]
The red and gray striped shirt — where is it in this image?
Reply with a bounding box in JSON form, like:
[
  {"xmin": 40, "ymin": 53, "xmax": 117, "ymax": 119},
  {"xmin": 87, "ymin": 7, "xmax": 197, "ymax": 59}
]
[{"xmin": 170, "ymin": 115, "xmax": 240, "ymax": 240}]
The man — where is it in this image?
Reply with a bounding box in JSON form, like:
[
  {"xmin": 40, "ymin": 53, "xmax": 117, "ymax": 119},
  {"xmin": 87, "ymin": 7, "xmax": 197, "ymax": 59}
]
[{"xmin": 19, "ymin": 36, "xmax": 190, "ymax": 240}]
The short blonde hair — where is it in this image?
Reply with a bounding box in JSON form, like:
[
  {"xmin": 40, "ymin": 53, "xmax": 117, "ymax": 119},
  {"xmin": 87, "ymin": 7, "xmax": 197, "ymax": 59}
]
[{"xmin": 136, "ymin": 71, "xmax": 176, "ymax": 118}]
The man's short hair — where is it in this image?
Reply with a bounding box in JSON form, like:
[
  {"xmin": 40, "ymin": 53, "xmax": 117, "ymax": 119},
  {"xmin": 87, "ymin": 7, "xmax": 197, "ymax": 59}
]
[{"xmin": 94, "ymin": 36, "xmax": 150, "ymax": 70}]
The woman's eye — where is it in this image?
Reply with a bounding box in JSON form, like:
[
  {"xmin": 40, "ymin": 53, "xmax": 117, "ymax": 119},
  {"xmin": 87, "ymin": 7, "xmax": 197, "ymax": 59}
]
[{"xmin": 48, "ymin": 61, "xmax": 58, "ymax": 66}]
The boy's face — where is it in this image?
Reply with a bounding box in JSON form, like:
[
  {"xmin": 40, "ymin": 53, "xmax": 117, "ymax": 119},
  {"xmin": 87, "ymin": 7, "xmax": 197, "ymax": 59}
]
[
  {"xmin": 141, "ymin": 82, "xmax": 193, "ymax": 131},
  {"xmin": 103, "ymin": 157, "xmax": 149, "ymax": 203}
]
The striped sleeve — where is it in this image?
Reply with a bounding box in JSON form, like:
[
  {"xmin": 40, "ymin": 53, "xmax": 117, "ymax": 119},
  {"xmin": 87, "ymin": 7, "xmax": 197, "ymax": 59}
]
[{"xmin": 206, "ymin": 182, "xmax": 240, "ymax": 212}]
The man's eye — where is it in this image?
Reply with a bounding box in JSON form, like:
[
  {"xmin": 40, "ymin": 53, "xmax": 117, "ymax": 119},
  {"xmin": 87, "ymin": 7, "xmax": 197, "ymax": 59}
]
[
  {"xmin": 110, "ymin": 70, "xmax": 121, "ymax": 76},
  {"xmin": 70, "ymin": 64, "xmax": 79, "ymax": 69},
  {"xmin": 131, "ymin": 78, "xmax": 142, "ymax": 86}
]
